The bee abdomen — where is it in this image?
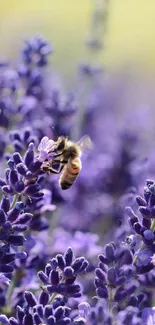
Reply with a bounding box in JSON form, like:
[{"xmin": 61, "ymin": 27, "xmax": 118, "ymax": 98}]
[
  {"xmin": 59, "ymin": 172, "xmax": 79, "ymax": 190},
  {"xmin": 59, "ymin": 160, "xmax": 81, "ymax": 190},
  {"xmin": 60, "ymin": 180, "xmax": 74, "ymax": 190}
]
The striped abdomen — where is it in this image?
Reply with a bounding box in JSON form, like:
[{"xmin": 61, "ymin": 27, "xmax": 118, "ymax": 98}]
[{"xmin": 59, "ymin": 157, "xmax": 82, "ymax": 190}]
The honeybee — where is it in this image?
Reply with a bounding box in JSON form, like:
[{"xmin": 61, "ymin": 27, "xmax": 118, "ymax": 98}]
[{"xmin": 42, "ymin": 135, "xmax": 92, "ymax": 190}]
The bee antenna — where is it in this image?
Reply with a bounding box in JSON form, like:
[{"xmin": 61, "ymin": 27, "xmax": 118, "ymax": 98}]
[{"xmin": 52, "ymin": 127, "xmax": 58, "ymax": 140}]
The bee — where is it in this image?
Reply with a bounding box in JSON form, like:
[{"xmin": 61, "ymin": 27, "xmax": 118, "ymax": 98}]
[{"xmin": 42, "ymin": 135, "xmax": 92, "ymax": 190}]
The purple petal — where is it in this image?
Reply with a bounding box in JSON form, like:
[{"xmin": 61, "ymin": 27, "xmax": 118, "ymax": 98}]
[{"xmin": 142, "ymin": 308, "xmax": 155, "ymax": 325}]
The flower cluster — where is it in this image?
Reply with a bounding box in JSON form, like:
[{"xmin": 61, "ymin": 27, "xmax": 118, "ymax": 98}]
[
  {"xmin": 91, "ymin": 178, "xmax": 155, "ymax": 323},
  {"xmin": 38, "ymin": 247, "xmax": 89, "ymax": 298},
  {"xmin": 0, "ymin": 145, "xmax": 42, "ymax": 198},
  {"xmin": 0, "ymin": 199, "xmax": 31, "ymax": 253},
  {"xmin": 0, "ymin": 28, "xmax": 155, "ymax": 325},
  {"xmin": 0, "ymin": 248, "xmax": 90, "ymax": 325},
  {"xmin": 22, "ymin": 37, "xmax": 52, "ymax": 67},
  {"xmin": 125, "ymin": 180, "xmax": 155, "ymax": 274}
]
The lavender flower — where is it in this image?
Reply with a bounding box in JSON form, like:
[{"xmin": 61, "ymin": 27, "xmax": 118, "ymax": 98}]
[
  {"xmin": 142, "ymin": 307, "xmax": 155, "ymax": 324},
  {"xmin": 38, "ymin": 247, "xmax": 89, "ymax": 298},
  {"xmin": 94, "ymin": 243, "xmax": 140, "ymax": 306},
  {"xmin": 1, "ymin": 27, "xmax": 155, "ymax": 325},
  {"xmin": 0, "ymin": 297, "xmax": 90, "ymax": 325},
  {"xmin": 9, "ymin": 128, "xmax": 38, "ymax": 154},
  {"xmin": 37, "ymin": 136, "xmax": 56, "ymax": 162},
  {"xmin": 22, "ymin": 36, "xmax": 52, "ymax": 67},
  {"xmin": 0, "ymin": 249, "xmax": 89, "ymax": 325},
  {"xmin": 0, "ymin": 198, "xmax": 30, "ymax": 267},
  {"xmin": 116, "ymin": 306, "xmax": 142, "ymax": 325},
  {"xmin": 73, "ymin": 302, "xmax": 91, "ymax": 324},
  {"xmin": 151, "ymin": 254, "xmax": 155, "ymax": 266},
  {"xmin": 125, "ymin": 180, "xmax": 155, "ymax": 273},
  {"xmin": 0, "ymin": 143, "xmax": 43, "ymax": 200}
]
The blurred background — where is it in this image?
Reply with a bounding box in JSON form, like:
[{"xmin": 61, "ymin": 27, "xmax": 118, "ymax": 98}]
[{"xmin": 1, "ymin": 0, "xmax": 155, "ymax": 79}]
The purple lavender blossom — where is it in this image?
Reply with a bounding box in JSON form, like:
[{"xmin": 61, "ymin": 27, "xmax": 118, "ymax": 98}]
[
  {"xmin": 0, "ymin": 249, "xmax": 90, "ymax": 325},
  {"xmin": 38, "ymin": 247, "xmax": 89, "ymax": 298},
  {"xmin": 151, "ymin": 254, "xmax": 155, "ymax": 266},
  {"xmin": 1, "ymin": 31, "xmax": 155, "ymax": 325},
  {"xmin": 37, "ymin": 136, "xmax": 56, "ymax": 162},
  {"xmin": 22, "ymin": 36, "xmax": 53, "ymax": 67},
  {"xmin": 142, "ymin": 307, "xmax": 155, "ymax": 324}
]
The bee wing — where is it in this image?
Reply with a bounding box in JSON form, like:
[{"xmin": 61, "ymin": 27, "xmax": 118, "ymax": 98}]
[
  {"xmin": 77, "ymin": 135, "xmax": 93, "ymax": 154},
  {"xmin": 46, "ymin": 139, "xmax": 57, "ymax": 152},
  {"xmin": 38, "ymin": 136, "xmax": 56, "ymax": 152}
]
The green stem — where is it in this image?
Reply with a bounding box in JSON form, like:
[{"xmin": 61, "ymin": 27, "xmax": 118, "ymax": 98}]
[
  {"xmin": 48, "ymin": 276, "xmax": 65, "ymax": 304},
  {"xmin": 1, "ymin": 275, "xmax": 16, "ymax": 316},
  {"xmin": 89, "ymin": 0, "xmax": 110, "ymax": 53},
  {"xmin": 6, "ymin": 276, "xmax": 15, "ymax": 302},
  {"xmin": 108, "ymin": 286, "xmax": 113, "ymax": 312},
  {"xmin": 11, "ymin": 194, "xmax": 19, "ymax": 209},
  {"xmin": 150, "ymin": 218, "xmax": 155, "ymax": 231},
  {"xmin": 49, "ymin": 292, "xmax": 58, "ymax": 304}
]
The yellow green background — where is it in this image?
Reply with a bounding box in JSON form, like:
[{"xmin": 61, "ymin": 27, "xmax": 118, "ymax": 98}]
[{"xmin": 1, "ymin": 0, "xmax": 155, "ymax": 77}]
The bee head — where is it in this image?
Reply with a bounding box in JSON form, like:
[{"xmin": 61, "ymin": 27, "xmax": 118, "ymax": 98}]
[{"xmin": 56, "ymin": 136, "xmax": 67, "ymax": 153}]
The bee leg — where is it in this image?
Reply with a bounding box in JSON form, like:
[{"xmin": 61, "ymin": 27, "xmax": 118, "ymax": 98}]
[
  {"xmin": 42, "ymin": 165, "xmax": 64, "ymax": 174},
  {"xmin": 54, "ymin": 152, "xmax": 64, "ymax": 157},
  {"xmin": 51, "ymin": 152, "xmax": 63, "ymax": 158},
  {"xmin": 52, "ymin": 159, "xmax": 67, "ymax": 164},
  {"xmin": 49, "ymin": 168, "xmax": 61, "ymax": 174}
]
